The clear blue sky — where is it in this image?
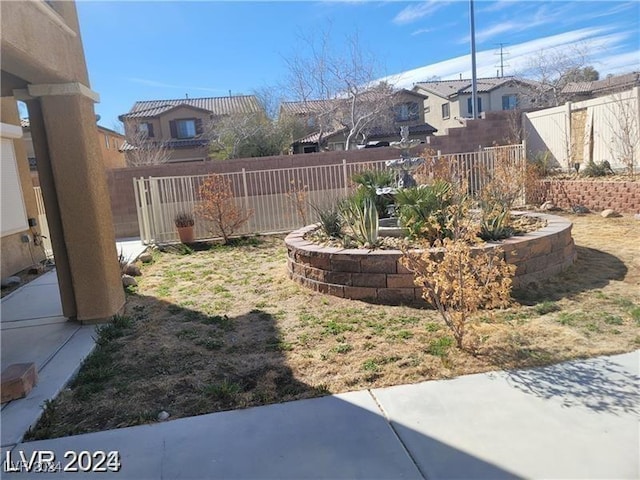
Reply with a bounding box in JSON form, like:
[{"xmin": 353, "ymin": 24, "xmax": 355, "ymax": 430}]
[{"xmin": 75, "ymin": 1, "xmax": 640, "ymax": 130}]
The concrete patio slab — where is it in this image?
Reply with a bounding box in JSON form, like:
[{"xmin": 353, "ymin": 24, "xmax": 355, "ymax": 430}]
[
  {"xmin": 0, "ymin": 282, "xmax": 62, "ymax": 322},
  {"xmin": 1, "ymin": 320, "xmax": 81, "ymax": 369},
  {"xmin": 371, "ymin": 350, "xmax": 640, "ymax": 480},
  {"xmin": 5, "ymin": 392, "xmax": 422, "ymax": 479},
  {"xmin": 1, "ymin": 326, "xmax": 96, "ymax": 448}
]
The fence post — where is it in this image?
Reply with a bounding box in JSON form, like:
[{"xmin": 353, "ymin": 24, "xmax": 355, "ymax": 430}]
[
  {"xmin": 342, "ymin": 159, "xmax": 348, "ymax": 196},
  {"xmin": 241, "ymin": 168, "xmax": 249, "ymax": 210}
]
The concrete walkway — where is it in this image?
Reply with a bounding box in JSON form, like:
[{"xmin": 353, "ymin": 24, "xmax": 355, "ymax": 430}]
[
  {"xmin": 0, "ymin": 238, "xmax": 147, "ymax": 451},
  {"xmin": 3, "ymin": 351, "xmax": 638, "ymax": 479}
]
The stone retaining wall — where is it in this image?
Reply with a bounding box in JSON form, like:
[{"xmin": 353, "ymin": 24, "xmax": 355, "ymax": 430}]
[
  {"xmin": 286, "ymin": 213, "xmax": 576, "ymax": 305},
  {"xmin": 528, "ymin": 179, "xmax": 639, "ymax": 213}
]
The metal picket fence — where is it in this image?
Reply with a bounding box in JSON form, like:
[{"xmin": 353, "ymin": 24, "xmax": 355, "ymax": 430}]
[{"xmin": 133, "ymin": 144, "xmax": 524, "ymax": 244}]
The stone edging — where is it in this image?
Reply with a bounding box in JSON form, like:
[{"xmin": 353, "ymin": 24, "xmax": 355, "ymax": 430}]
[{"xmin": 285, "ymin": 212, "xmax": 576, "ymax": 304}]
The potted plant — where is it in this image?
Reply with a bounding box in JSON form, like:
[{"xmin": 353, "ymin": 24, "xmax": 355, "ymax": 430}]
[{"xmin": 174, "ymin": 212, "xmax": 195, "ymax": 243}]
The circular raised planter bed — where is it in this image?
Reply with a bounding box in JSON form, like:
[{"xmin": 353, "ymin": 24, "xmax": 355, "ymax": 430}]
[{"xmin": 285, "ymin": 212, "xmax": 577, "ymax": 305}]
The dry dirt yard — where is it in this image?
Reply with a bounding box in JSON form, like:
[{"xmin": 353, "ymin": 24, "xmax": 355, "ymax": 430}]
[{"xmin": 27, "ymin": 213, "xmax": 639, "ymax": 440}]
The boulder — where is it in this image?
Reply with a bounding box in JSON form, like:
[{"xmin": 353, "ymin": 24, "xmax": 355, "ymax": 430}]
[
  {"xmin": 138, "ymin": 252, "xmax": 153, "ymax": 263},
  {"xmin": 122, "ymin": 274, "xmax": 137, "ymax": 287},
  {"xmin": 601, "ymin": 209, "xmax": 620, "ymax": 218},
  {"xmin": 123, "ymin": 263, "xmax": 142, "ymax": 276},
  {"xmin": 157, "ymin": 411, "xmax": 170, "ymax": 421}
]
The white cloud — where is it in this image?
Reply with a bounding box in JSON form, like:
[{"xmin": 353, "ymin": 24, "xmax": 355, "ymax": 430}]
[
  {"xmin": 393, "ymin": 1, "xmax": 452, "ymax": 25},
  {"xmin": 377, "ymin": 26, "xmax": 639, "ymax": 88}
]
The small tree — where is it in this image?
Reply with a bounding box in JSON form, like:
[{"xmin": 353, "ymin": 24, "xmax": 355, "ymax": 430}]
[
  {"xmin": 195, "ymin": 175, "xmax": 252, "ymax": 244},
  {"xmin": 401, "ymin": 188, "xmax": 515, "ymax": 350}
]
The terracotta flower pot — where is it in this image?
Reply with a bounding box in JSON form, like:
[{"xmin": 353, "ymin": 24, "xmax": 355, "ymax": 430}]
[{"xmin": 177, "ymin": 225, "xmax": 195, "ymax": 243}]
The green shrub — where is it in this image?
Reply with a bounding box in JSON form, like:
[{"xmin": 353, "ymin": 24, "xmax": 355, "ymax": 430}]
[
  {"xmin": 351, "ymin": 169, "xmax": 396, "ymax": 218},
  {"xmin": 395, "ymin": 180, "xmax": 452, "ymax": 241},
  {"xmin": 582, "ymin": 160, "xmax": 613, "ymax": 177}
]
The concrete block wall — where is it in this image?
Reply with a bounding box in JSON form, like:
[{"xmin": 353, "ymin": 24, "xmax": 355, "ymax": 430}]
[
  {"xmin": 108, "ymin": 112, "xmax": 517, "ymax": 238},
  {"xmin": 529, "ymin": 180, "xmax": 639, "ymax": 213}
]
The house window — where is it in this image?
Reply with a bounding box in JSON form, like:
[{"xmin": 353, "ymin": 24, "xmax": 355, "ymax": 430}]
[
  {"xmin": 441, "ymin": 103, "xmax": 450, "ymax": 119},
  {"xmin": 394, "ymin": 102, "xmax": 419, "ymax": 122},
  {"xmin": 104, "ymin": 134, "xmax": 110, "ymax": 149},
  {"xmin": 138, "ymin": 122, "xmax": 154, "ymax": 138},
  {"xmin": 329, "ymin": 142, "xmax": 345, "ymax": 151},
  {"xmin": 467, "ymin": 97, "xmax": 483, "ymax": 115},
  {"xmin": 502, "ymin": 94, "xmax": 518, "ymax": 110},
  {"xmin": 307, "ymin": 117, "xmax": 316, "ymax": 128},
  {"xmin": 177, "ymin": 119, "xmax": 196, "ymax": 138},
  {"xmin": 424, "ymin": 105, "xmax": 430, "ymax": 114}
]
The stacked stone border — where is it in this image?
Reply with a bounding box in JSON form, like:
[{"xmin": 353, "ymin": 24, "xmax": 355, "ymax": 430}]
[
  {"xmin": 286, "ymin": 213, "xmax": 576, "ymax": 305},
  {"xmin": 528, "ymin": 180, "xmax": 639, "ymax": 214}
]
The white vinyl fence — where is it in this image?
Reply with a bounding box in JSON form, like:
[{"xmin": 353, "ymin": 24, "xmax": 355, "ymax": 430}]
[
  {"xmin": 524, "ymin": 87, "xmax": 640, "ymax": 172},
  {"xmin": 134, "ymin": 144, "xmax": 525, "ymax": 244}
]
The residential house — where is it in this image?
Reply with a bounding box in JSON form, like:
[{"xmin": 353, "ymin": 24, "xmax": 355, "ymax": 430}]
[
  {"xmin": 118, "ymin": 95, "xmax": 263, "ymax": 163},
  {"xmin": 1, "ymin": 0, "xmax": 124, "ymax": 322},
  {"xmin": 412, "ymin": 76, "xmax": 540, "ymax": 135},
  {"xmin": 22, "ymin": 119, "xmax": 126, "ymax": 185},
  {"xmin": 561, "ymin": 71, "xmax": 640, "ymax": 102},
  {"xmin": 281, "ymin": 89, "xmax": 436, "ymax": 154}
]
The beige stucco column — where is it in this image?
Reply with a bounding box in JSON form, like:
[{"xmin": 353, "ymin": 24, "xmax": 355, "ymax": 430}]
[{"xmin": 21, "ymin": 83, "xmax": 125, "ymax": 323}]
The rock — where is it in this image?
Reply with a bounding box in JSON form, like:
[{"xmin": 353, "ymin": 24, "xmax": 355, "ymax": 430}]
[
  {"xmin": 138, "ymin": 252, "xmax": 153, "ymax": 263},
  {"xmin": 157, "ymin": 411, "xmax": 170, "ymax": 421},
  {"xmin": 1, "ymin": 276, "xmax": 21, "ymax": 288},
  {"xmin": 572, "ymin": 205, "xmax": 590, "ymax": 214},
  {"xmin": 123, "ymin": 263, "xmax": 141, "ymax": 276},
  {"xmin": 122, "ymin": 274, "xmax": 137, "ymax": 287},
  {"xmin": 601, "ymin": 209, "xmax": 620, "ymax": 218},
  {"xmin": 540, "ymin": 201, "xmax": 561, "ymax": 211}
]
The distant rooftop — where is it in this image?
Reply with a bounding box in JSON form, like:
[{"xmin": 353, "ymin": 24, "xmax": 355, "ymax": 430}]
[
  {"xmin": 120, "ymin": 95, "xmax": 262, "ymax": 120},
  {"xmin": 413, "ymin": 76, "xmax": 538, "ymax": 98},
  {"xmin": 561, "ymin": 71, "xmax": 640, "ymax": 96}
]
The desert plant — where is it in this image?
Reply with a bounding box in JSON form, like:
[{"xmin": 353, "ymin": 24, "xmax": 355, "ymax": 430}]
[
  {"xmin": 339, "ymin": 194, "xmax": 378, "ymax": 247},
  {"xmin": 395, "ymin": 180, "xmax": 453, "ymax": 242},
  {"xmin": 582, "ymin": 159, "xmax": 614, "ymax": 177},
  {"xmin": 351, "ymin": 169, "xmax": 397, "ymax": 218},
  {"xmin": 478, "ymin": 206, "xmax": 514, "ymax": 241},
  {"xmin": 312, "ymin": 203, "xmax": 342, "ymax": 238},
  {"xmin": 174, "ymin": 212, "xmax": 195, "ymax": 228},
  {"xmin": 195, "ymin": 175, "xmax": 252, "ymax": 245}
]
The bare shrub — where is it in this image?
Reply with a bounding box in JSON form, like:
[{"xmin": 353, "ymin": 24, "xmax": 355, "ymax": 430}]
[
  {"xmin": 195, "ymin": 175, "xmax": 252, "ymax": 244},
  {"xmin": 401, "ymin": 187, "xmax": 516, "ymax": 350}
]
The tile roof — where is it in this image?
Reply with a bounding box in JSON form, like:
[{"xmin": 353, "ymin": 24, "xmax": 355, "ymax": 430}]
[
  {"xmin": 369, "ymin": 123, "xmax": 437, "ymax": 138},
  {"xmin": 120, "ymin": 139, "xmax": 209, "ymax": 151},
  {"xmin": 280, "ymin": 99, "xmax": 340, "ymax": 116},
  {"xmin": 120, "ymin": 95, "xmax": 262, "ymax": 119},
  {"xmin": 414, "ymin": 76, "xmax": 537, "ymax": 98},
  {"xmin": 561, "ymin": 71, "xmax": 640, "ymax": 95}
]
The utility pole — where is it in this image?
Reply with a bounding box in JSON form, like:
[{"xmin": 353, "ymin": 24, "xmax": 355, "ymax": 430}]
[
  {"xmin": 469, "ymin": 0, "xmax": 478, "ymax": 119},
  {"xmin": 495, "ymin": 42, "xmax": 508, "ymax": 78}
]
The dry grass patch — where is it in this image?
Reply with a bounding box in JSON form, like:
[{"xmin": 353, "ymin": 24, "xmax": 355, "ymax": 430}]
[{"xmin": 26, "ymin": 214, "xmax": 640, "ymax": 440}]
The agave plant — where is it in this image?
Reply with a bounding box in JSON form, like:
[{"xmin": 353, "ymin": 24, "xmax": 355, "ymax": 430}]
[{"xmin": 339, "ymin": 194, "xmax": 379, "ymax": 247}]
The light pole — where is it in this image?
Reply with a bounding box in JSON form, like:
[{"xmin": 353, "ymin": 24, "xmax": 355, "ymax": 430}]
[{"xmin": 469, "ymin": 0, "xmax": 478, "ymax": 120}]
